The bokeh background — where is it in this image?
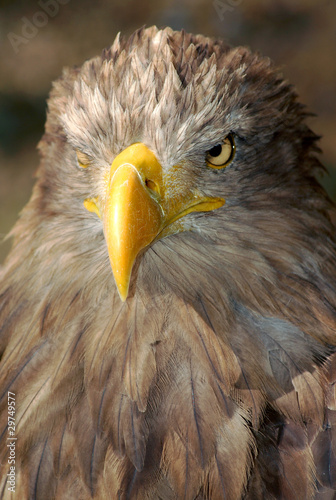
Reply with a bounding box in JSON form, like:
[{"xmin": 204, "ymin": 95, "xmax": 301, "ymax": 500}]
[{"xmin": 0, "ymin": 0, "xmax": 335, "ymax": 262}]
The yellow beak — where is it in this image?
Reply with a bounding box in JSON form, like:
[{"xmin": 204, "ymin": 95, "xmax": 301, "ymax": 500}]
[
  {"xmin": 84, "ymin": 143, "xmax": 225, "ymax": 301},
  {"xmin": 103, "ymin": 145, "xmax": 164, "ymax": 300}
]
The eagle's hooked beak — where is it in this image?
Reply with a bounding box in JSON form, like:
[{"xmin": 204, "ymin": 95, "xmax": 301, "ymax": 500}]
[
  {"xmin": 103, "ymin": 144, "xmax": 164, "ymax": 301},
  {"xmin": 84, "ymin": 143, "xmax": 225, "ymax": 301}
]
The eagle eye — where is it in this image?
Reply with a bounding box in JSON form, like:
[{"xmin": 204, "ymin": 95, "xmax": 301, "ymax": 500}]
[
  {"xmin": 76, "ymin": 150, "xmax": 92, "ymax": 169},
  {"xmin": 206, "ymin": 134, "xmax": 235, "ymax": 169}
]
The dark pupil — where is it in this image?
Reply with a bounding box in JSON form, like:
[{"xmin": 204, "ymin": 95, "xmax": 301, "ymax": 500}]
[{"xmin": 209, "ymin": 144, "xmax": 222, "ymax": 157}]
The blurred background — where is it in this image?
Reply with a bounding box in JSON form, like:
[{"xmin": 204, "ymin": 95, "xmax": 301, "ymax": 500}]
[{"xmin": 0, "ymin": 0, "xmax": 335, "ymax": 262}]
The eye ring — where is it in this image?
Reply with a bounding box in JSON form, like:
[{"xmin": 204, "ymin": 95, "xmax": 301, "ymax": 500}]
[{"xmin": 206, "ymin": 134, "xmax": 235, "ymax": 169}]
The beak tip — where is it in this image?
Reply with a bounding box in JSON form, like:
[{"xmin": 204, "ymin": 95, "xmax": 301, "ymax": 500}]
[
  {"xmin": 118, "ymin": 290, "xmax": 128, "ymax": 302},
  {"xmin": 116, "ymin": 279, "xmax": 129, "ymax": 302}
]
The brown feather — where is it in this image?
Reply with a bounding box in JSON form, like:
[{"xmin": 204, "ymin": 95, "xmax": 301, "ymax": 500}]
[{"xmin": 1, "ymin": 26, "xmax": 336, "ymax": 499}]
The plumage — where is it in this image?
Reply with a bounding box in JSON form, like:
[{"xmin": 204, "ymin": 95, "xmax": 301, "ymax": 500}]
[{"xmin": 0, "ymin": 26, "xmax": 336, "ymax": 499}]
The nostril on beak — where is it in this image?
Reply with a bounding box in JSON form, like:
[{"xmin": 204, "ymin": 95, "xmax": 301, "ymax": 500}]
[{"xmin": 145, "ymin": 179, "xmax": 160, "ymax": 196}]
